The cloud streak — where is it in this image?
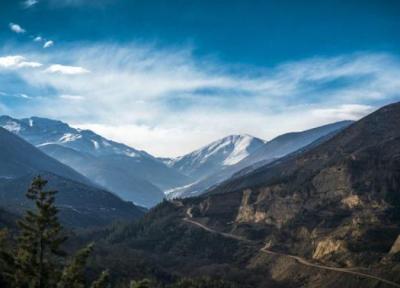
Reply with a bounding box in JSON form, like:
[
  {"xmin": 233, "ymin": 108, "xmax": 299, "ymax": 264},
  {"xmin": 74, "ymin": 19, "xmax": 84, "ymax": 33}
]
[
  {"xmin": 43, "ymin": 40, "xmax": 54, "ymax": 48},
  {"xmin": 45, "ymin": 64, "xmax": 89, "ymax": 74},
  {"xmin": 9, "ymin": 23, "xmax": 26, "ymax": 34},
  {"xmin": 0, "ymin": 55, "xmax": 42, "ymax": 69},
  {"xmin": 59, "ymin": 94, "xmax": 84, "ymax": 100},
  {"xmin": 1, "ymin": 44, "xmax": 399, "ymax": 156},
  {"xmin": 23, "ymin": 0, "xmax": 38, "ymax": 8}
]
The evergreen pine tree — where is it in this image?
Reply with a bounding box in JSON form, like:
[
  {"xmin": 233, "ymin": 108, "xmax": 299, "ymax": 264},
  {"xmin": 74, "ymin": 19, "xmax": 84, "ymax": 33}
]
[
  {"xmin": 15, "ymin": 176, "xmax": 67, "ymax": 288},
  {"xmin": 58, "ymin": 244, "xmax": 94, "ymax": 288},
  {"xmin": 0, "ymin": 176, "xmax": 109, "ymax": 288},
  {"xmin": 0, "ymin": 229, "xmax": 15, "ymax": 286}
]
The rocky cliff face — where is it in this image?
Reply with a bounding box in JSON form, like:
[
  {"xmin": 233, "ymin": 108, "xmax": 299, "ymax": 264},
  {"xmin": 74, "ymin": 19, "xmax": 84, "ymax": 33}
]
[
  {"xmin": 389, "ymin": 235, "xmax": 400, "ymax": 254},
  {"xmin": 101, "ymin": 102, "xmax": 400, "ymax": 288},
  {"xmin": 184, "ymin": 102, "xmax": 400, "ymax": 270},
  {"xmin": 312, "ymin": 239, "xmax": 348, "ymax": 260}
]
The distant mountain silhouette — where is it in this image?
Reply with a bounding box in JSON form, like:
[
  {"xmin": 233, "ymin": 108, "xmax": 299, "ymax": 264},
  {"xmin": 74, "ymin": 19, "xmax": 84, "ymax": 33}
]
[
  {"xmin": 166, "ymin": 121, "xmax": 352, "ymax": 199},
  {"xmin": 0, "ymin": 127, "xmax": 144, "ymax": 227},
  {"xmin": 0, "ymin": 116, "xmax": 191, "ymax": 207}
]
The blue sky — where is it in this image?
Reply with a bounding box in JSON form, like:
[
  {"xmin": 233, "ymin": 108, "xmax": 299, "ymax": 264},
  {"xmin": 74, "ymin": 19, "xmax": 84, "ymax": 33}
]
[{"xmin": 0, "ymin": 0, "xmax": 400, "ymax": 156}]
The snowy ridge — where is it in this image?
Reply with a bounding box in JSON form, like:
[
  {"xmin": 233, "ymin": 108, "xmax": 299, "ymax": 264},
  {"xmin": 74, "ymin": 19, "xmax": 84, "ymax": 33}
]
[
  {"xmin": 0, "ymin": 115, "xmax": 192, "ymax": 207},
  {"xmin": 2, "ymin": 120, "xmax": 22, "ymax": 133},
  {"xmin": 0, "ymin": 115, "xmax": 151, "ymax": 159},
  {"xmin": 166, "ymin": 134, "xmax": 265, "ymax": 180},
  {"xmin": 164, "ymin": 180, "xmax": 200, "ymax": 197},
  {"xmin": 222, "ymin": 135, "xmax": 256, "ymax": 165},
  {"xmin": 164, "ymin": 121, "xmax": 354, "ymax": 199}
]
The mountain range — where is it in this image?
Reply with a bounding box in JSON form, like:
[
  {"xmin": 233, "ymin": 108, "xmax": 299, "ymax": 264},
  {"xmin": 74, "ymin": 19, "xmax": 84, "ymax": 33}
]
[
  {"xmin": 0, "ymin": 126, "xmax": 143, "ymax": 227},
  {"xmin": 0, "ymin": 116, "xmax": 190, "ymax": 207},
  {"xmin": 163, "ymin": 134, "xmax": 266, "ymax": 179},
  {"xmin": 97, "ymin": 101, "xmax": 400, "ymax": 287},
  {"xmin": 164, "ymin": 120, "xmax": 352, "ymax": 199},
  {"xmin": 0, "ymin": 115, "xmax": 354, "ymax": 206},
  {"xmin": 1, "ymin": 102, "xmax": 399, "ymax": 286}
]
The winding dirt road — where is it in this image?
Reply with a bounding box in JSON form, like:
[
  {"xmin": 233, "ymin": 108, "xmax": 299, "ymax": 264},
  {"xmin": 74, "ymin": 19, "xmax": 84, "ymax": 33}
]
[
  {"xmin": 182, "ymin": 211, "xmax": 400, "ymax": 288},
  {"xmin": 259, "ymin": 247, "xmax": 400, "ymax": 288}
]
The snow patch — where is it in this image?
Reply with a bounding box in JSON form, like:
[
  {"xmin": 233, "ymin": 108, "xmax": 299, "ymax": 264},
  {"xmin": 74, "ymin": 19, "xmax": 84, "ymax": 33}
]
[
  {"xmin": 59, "ymin": 133, "xmax": 82, "ymax": 143},
  {"xmin": 91, "ymin": 139, "xmax": 99, "ymax": 150},
  {"xmin": 37, "ymin": 142, "xmax": 56, "ymax": 147},
  {"xmin": 164, "ymin": 180, "xmax": 200, "ymax": 196},
  {"xmin": 124, "ymin": 150, "xmax": 138, "ymax": 157},
  {"xmin": 3, "ymin": 121, "xmax": 21, "ymax": 133},
  {"xmin": 223, "ymin": 135, "xmax": 253, "ymax": 165}
]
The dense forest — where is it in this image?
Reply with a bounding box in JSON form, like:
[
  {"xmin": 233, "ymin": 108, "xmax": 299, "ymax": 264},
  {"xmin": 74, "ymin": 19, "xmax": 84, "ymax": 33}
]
[{"xmin": 0, "ymin": 177, "xmax": 258, "ymax": 288}]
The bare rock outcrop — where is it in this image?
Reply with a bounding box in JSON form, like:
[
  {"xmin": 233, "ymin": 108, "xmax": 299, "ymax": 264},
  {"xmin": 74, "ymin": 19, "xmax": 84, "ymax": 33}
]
[
  {"xmin": 389, "ymin": 235, "xmax": 400, "ymax": 254},
  {"xmin": 313, "ymin": 239, "xmax": 347, "ymax": 260}
]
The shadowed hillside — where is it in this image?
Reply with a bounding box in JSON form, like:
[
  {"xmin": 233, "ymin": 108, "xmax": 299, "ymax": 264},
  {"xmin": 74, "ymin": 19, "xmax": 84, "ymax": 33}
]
[{"xmin": 95, "ymin": 102, "xmax": 400, "ymax": 287}]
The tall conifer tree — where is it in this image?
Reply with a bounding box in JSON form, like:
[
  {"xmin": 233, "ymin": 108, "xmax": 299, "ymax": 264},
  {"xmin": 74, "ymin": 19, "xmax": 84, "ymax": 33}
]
[
  {"xmin": 0, "ymin": 176, "xmax": 109, "ymax": 288},
  {"xmin": 15, "ymin": 176, "xmax": 67, "ymax": 288}
]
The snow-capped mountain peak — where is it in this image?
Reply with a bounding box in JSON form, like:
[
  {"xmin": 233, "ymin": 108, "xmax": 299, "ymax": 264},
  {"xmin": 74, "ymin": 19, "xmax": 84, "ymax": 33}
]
[
  {"xmin": 0, "ymin": 116, "xmax": 22, "ymax": 133},
  {"xmin": 222, "ymin": 134, "xmax": 259, "ymax": 165},
  {"xmin": 0, "ymin": 115, "xmax": 151, "ymax": 159},
  {"xmin": 166, "ymin": 134, "xmax": 265, "ymax": 179}
]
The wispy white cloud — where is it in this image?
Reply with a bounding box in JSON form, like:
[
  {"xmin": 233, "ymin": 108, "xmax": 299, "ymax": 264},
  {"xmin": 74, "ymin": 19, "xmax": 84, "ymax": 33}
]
[
  {"xmin": 22, "ymin": 0, "xmax": 38, "ymax": 8},
  {"xmin": 0, "ymin": 55, "xmax": 42, "ymax": 69},
  {"xmin": 9, "ymin": 23, "xmax": 26, "ymax": 34},
  {"xmin": 310, "ymin": 104, "xmax": 373, "ymax": 121},
  {"xmin": 59, "ymin": 94, "xmax": 84, "ymax": 100},
  {"xmin": 17, "ymin": 93, "xmax": 32, "ymax": 99},
  {"xmin": 43, "ymin": 40, "xmax": 54, "ymax": 48},
  {"xmin": 2, "ymin": 45, "xmax": 400, "ymax": 156},
  {"xmin": 47, "ymin": 0, "xmax": 110, "ymax": 8},
  {"xmin": 45, "ymin": 64, "xmax": 90, "ymax": 75},
  {"xmin": 0, "ymin": 91, "xmax": 32, "ymax": 99},
  {"xmin": 33, "ymin": 36, "xmax": 42, "ymax": 42}
]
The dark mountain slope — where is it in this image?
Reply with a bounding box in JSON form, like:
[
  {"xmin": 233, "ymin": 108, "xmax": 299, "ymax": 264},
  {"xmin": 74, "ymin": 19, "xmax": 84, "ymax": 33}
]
[
  {"xmin": 85, "ymin": 200, "xmax": 284, "ymax": 288},
  {"xmin": 0, "ymin": 127, "xmax": 91, "ymax": 185},
  {"xmin": 41, "ymin": 144, "xmax": 165, "ymax": 207},
  {"xmin": 0, "ymin": 172, "xmax": 144, "ymax": 228},
  {"xmin": 211, "ymin": 103, "xmax": 400, "ymax": 196},
  {"xmin": 100, "ymin": 102, "xmax": 400, "ymax": 287},
  {"xmin": 0, "ymin": 127, "xmax": 144, "ymax": 227},
  {"xmin": 0, "ymin": 116, "xmax": 191, "ymax": 206},
  {"xmin": 192, "ymin": 102, "xmax": 400, "ymax": 267}
]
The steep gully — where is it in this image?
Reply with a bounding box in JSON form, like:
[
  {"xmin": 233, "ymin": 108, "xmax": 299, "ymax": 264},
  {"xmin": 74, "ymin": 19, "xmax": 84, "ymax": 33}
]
[{"xmin": 176, "ymin": 202, "xmax": 400, "ymax": 287}]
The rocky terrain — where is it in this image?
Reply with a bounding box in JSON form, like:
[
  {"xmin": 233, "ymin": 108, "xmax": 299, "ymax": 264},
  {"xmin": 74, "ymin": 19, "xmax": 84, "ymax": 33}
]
[
  {"xmin": 195, "ymin": 103, "xmax": 400, "ymax": 282},
  {"xmin": 103, "ymin": 102, "xmax": 400, "ymax": 287}
]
